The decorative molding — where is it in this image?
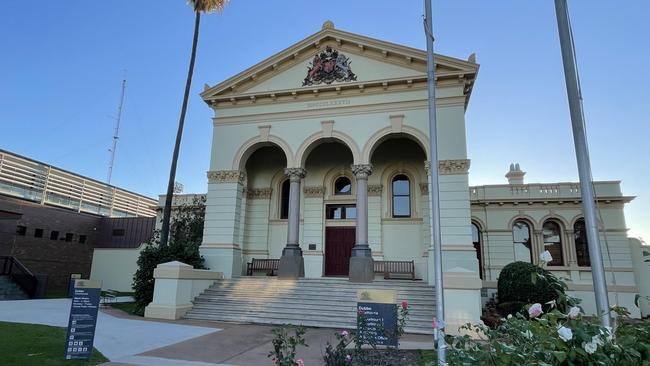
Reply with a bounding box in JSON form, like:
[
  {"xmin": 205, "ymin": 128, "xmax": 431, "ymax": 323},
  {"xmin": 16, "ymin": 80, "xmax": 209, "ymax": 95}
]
[
  {"xmin": 207, "ymin": 170, "xmax": 247, "ymax": 184},
  {"xmin": 302, "ymin": 46, "xmax": 357, "ymax": 86},
  {"xmin": 247, "ymin": 188, "xmax": 272, "ymax": 199},
  {"xmin": 304, "ymin": 185, "xmax": 325, "ymax": 198},
  {"xmin": 438, "ymin": 159, "xmax": 470, "ymax": 175},
  {"xmin": 419, "ymin": 182, "xmax": 429, "ymax": 195},
  {"xmin": 284, "ymin": 167, "xmax": 307, "ymax": 182},
  {"xmin": 351, "ymin": 164, "xmax": 372, "ymax": 180},
  {"xmin": 367, "ymin": 184, "xmax": 383, "ymax": 196}
]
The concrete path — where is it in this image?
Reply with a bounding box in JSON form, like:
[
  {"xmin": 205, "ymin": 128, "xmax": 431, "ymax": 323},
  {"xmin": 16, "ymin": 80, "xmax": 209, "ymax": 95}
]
[
  {"xmin": 0, "ymin": 299, "xmax": 220, "ymax": 364},
  {"xmin": 0, "ymin": 299, "xmax": 434, "ymax": 365}
]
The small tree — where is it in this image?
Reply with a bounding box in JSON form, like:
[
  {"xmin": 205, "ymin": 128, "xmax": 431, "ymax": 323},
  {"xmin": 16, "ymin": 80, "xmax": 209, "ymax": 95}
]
[{"xmin": 132, "ymin": 196, "xmax": 206, "ymax": 315}]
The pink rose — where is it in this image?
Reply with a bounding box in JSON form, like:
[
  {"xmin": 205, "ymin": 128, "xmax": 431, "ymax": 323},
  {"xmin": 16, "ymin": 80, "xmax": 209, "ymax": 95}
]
[
  {"xmin": 401, "ymin": 301, "xmax": 408, "ymax": 310},
  {"xmin": 296, "ymin": 359, "xmax": 304, "ymax": 366},
  {"xmin": 528, "ymin": 303, "xmax": 543, "ymax": 319},
  {"xmin": 341, "ymin": 330, "xmax": 349, "ymax": 337},
  {"xmin": 358, "ymin": 309, "xmax": 365, "ymax": 316},
  {"xmin": 432, "ymin": 317, "xmax": 438, "ymax": 329},
  {"xmin": 567, "ymin": 306, "xmax": 581, "ymax": 319},
  {"xmin": 345, "ymin": 354, "xmax": 352, "ymax": 362}
]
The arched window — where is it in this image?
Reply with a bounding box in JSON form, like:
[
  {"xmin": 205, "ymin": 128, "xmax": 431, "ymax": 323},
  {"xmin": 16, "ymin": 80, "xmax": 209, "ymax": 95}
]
[
  {"xmin": 392, "ymin": 174, "xmax": 410, "ymax": 218},
  {"xmin": 472, "ymin": 222, "xmax": 483, "ymax": 279},
  {"xmin": 280, "ymin": 179, "xmax": 290, "ymax": 219},
  {"xmin": 334, "ymin": 176, "xmax": 352, "ymax": 195},
  {"xmin": 542, "ymin": 221, "xmax": 564, "ymax": 266},
  {"xmin": 512, "ymin": 220, "xmax": 533, "ymax": 263},
  {"xmin": 574, "ymin": 219, "xmax": 590, "ymax": 267}
]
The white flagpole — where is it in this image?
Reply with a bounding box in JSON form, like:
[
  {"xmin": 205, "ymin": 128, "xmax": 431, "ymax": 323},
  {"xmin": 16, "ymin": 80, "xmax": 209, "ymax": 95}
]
[
  {"xmin": 424, "ymin": 0, "xmax": 446, "ymax": 363},
  {"xmin": 554, "ymin": 0, "xmax": 611, "ymax": 328}
]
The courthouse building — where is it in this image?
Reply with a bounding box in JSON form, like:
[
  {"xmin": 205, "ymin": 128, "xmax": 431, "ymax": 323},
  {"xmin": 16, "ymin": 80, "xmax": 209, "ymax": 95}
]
[{"xmin": 188, "ymin": 21, "xmax": 648, "ymax": 328}]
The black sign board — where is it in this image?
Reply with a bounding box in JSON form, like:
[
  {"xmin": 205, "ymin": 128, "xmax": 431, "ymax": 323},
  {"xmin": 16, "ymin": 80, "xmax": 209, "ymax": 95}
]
[
  {"xmin": 67, "ymin": 273, "xmax": 82, "ymax": 298},
  {"xmin": 64, "ymin": 279, "xmax": 102, "ymax": 360},
  {"xmin": 356, "ymin": 289, "xmax": 398, "ymax": 347}
]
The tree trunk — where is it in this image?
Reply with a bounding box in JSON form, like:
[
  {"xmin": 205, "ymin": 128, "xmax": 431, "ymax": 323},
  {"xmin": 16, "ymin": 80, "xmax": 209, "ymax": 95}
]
[{"xmin": 160, "ymin": 11, "xmax": 201, "ymax": 247}]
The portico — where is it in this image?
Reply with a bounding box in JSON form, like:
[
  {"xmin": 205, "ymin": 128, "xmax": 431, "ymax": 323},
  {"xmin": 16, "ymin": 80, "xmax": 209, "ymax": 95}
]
[{"xmin": 198, "ymin": 21, "xmax": 483, "ymax": 329}]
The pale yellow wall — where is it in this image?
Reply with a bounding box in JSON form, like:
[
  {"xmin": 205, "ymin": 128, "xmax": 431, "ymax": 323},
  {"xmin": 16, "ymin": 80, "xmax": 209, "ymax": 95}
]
[
  {"xmin": 90, "ymin": 245, "xmax": 144, "ymax": 292},
  {"xmin": 246, "ymin": 52, "xmax": 423, "ymax": 94}
]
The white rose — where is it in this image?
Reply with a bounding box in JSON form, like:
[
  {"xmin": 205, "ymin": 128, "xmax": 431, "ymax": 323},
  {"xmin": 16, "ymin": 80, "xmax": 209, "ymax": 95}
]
[
  {"xmin": 522, "ymin": 330, "xmax": 533, "ymax": 339},
  {"xmin": 602, "ymin": 326, "xmax": 613, "ymax": 341},
  {"xmin": 540, "ymin": 250, "xmax": 553, "ymax": 263},
  {"xmin": 583, "ymin": 341, "xmax": 597, "ymax": 354},
  {"xmin": 558, "ymin": 326, "xmax": 573, "ymax": 342},
  {"xmin": 567, "ymin": 306, "xmax": 581, "ymax": 319},
  {"xmin": 592, "ymin": 335, "xmax": 604, "ymax": 346}
]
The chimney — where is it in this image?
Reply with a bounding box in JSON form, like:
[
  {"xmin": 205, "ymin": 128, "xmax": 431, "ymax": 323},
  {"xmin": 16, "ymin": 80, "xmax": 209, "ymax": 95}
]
[{"xmin": 506, "ymin": 163, "xmax": 525, "ymax": 185}]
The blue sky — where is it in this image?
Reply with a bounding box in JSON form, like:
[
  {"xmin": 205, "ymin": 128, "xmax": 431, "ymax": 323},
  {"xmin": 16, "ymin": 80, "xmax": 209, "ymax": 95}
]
[{"xmin": 1, "ymin": 1, "xmax": 647, "ymax": 240}]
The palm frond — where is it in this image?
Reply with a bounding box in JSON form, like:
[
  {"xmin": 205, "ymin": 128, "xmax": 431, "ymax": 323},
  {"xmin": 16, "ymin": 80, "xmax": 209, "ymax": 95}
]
[{"xmin": 188, "ymin": 0, "xmax": 229, "ymax": 13}]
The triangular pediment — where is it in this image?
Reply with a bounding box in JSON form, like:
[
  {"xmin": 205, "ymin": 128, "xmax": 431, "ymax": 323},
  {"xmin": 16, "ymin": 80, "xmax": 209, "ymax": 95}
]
[{"xmin": 201, "ymin": 22, "xmax": 478, "ymax": 103}]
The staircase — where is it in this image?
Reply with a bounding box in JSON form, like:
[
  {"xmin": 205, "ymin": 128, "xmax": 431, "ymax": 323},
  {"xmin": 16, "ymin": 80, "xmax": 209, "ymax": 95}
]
[
  {"xmin": 184, "ymin": 277, "xmax": 436, "ymax": 334},
  {"xmin": 0, "ymin": 275, "xmax": 29, "ymax": 300}
]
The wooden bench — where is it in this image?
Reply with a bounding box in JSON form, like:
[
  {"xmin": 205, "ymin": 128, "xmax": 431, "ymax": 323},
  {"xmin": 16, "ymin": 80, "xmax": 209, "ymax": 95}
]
[
  {"xmin": 246, "ymin": 258, "xmax": 280, "ymax": 276},
  {"xmin": 374, "ymin": 260, "xmax": 416, "ymax": 280}
]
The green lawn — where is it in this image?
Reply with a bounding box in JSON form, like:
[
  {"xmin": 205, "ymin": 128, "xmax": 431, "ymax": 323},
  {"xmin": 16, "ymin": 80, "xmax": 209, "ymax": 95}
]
[
  {"xmin": 0, "ymin": 321, "xmax": 108, "ymax": 365},
  {"xmin": 44, "ymin": 290, "xmax": 68, "ymax": 299}
]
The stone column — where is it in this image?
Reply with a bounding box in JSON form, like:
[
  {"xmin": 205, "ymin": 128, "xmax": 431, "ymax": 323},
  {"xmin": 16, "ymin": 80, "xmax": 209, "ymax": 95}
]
[
  {"xmin": 349, "ymin": 164, "xmax": 374, "ymax": 283},
  {"xmin": 278, "ymin": 168, "xmax": 307, "ymax": 278}
]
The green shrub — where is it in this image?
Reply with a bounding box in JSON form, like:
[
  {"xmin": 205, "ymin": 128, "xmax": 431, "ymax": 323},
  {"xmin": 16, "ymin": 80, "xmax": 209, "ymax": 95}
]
[
  {"xmin": 132, "ymin": 237, "xmax": 205, "ymax": 315},
  {"xmin": 132, "ymin": 196, "xmax": 206, "ymax": 315},
  {"xmin": 497, "ymin": 261, "xmax": 566, "ymax": 315}
]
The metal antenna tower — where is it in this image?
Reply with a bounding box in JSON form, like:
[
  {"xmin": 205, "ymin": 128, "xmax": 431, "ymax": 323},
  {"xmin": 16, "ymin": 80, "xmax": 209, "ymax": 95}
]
[{"xmin": 107, "ymin": 78, "xmax": 126, "ymax": 184}]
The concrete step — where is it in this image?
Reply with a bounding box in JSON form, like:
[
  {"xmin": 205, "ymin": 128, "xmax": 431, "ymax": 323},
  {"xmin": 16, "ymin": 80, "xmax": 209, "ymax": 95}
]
[
  {"xmin": 184, "ymin": 277, "xmax": 436, "ymax": 335},
  {"xmin": 0, "ymin": 276, "xmax": 28, "ymax": 300}
]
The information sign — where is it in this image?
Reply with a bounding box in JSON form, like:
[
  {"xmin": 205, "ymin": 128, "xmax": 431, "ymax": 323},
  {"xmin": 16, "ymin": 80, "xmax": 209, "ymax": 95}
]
[
  {"xmin": 64, "ymin": 279, "xmax": 102, "ymax": 360},
  {"xmin": 356, "ymin": 289, "xmax": 398, "ymax": 347}
]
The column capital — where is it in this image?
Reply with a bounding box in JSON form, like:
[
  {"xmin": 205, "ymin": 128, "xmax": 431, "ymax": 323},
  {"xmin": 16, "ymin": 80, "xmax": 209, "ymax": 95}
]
[
  {"xmin": 284, "ymin": 168, "xmax": 307, "ymax": 182},
  {"xmin": 351, "ymin": 164, "xmax": 373, "ymax": 180}
]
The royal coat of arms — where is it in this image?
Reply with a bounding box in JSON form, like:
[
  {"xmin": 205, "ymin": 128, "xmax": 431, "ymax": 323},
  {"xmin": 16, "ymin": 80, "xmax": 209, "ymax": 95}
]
[{"xmin": 302, "ymin": 46, "xmax": 357, "ymax": 86}]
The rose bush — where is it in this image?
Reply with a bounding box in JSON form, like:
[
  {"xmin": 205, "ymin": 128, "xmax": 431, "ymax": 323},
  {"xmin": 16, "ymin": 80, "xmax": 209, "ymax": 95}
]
[{"xmin": 426, "ymin": 252, "xmax": 650, "ymax": 365}]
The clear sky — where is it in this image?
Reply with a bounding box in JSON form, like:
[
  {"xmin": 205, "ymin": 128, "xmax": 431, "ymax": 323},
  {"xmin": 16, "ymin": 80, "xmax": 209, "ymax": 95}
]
[{"xmin": 1, "ymin": 1, "xmax": 647, "ymax": 241}]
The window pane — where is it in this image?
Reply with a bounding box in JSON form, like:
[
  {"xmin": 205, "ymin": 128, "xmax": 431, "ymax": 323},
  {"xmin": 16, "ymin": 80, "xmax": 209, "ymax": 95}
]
[
  {"xmin": 345, "ymin": 206, "xmax": 356, "ymax": 219},
  {"xmin": 574, "ymin": 220, "xmax": 590, "ymax": 267},
  {"xmin": 543, "ymin": 221, "xmax": 563, "ymax": 266},
  {"xmin": 393, "ymin": 196, "xmax": 410, "ymax": 217},
  {"xmin": 280, "ymin": 179, "xmax": 290, "ymax": 219},
  {"xmin": 392, "ymin": 175, "xmax": 410, "ymax": 195},
  {"xmin": 471, "ymin": 224, "xmax": 480, "ymax": 244},
  {"xmin": 335, "ymin": 177, "xmax": 351, "ymax": 195},
  {"xmin": 543, "ymin": 222, "xmax": 561, "ymax": 244},
  {"xmin": 512, "ymin": 222, "xmax": 530, "ymax": 244}
]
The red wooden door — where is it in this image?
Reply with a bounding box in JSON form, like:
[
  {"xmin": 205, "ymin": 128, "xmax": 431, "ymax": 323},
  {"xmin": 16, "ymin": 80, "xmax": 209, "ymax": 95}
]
[{"xmin": 325, "ymin": 227, "xmax": 356, "ymax": 276}]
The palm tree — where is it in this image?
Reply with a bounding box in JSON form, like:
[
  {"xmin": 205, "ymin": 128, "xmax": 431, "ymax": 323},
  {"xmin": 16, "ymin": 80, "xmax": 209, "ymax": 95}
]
[{"xmin": 160, "ymin": 0, "xmax": 229, "ymax": 247}]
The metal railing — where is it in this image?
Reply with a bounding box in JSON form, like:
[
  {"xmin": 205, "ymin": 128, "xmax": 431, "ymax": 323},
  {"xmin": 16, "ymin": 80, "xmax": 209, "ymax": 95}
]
[
  {"xmin": 0, "ymin": 149, "xmax": 157, "ymax": 218},
  {"xmin": 1, "ymin": 256, "xmax": 38, "ymax": 298}
]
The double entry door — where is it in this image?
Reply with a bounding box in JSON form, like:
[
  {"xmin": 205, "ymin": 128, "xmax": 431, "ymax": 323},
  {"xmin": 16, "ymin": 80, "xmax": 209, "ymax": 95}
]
[{"xmin": 324, "ymin": 226, "xmax": 356, "ymax": 276}]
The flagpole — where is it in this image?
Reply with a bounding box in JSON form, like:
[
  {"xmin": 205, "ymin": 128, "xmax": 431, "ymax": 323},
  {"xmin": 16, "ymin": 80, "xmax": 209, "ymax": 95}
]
[
  {"xmin": 554, "ymin": 0, "xmax": 611, "ymax": 328},
  {"xmin": 424, "ymin": 0, "xmax": 446, "ymax": 363}
]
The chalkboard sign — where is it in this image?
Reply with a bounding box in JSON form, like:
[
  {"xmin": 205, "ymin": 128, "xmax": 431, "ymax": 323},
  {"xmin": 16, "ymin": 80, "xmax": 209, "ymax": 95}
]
[
  {"xmin": 356, "ymin": 289, "xmax": 398, "ymax": 347},
  {"xmin": 64, "ymin": 279, "xmax": 102, "ymax": 360}
]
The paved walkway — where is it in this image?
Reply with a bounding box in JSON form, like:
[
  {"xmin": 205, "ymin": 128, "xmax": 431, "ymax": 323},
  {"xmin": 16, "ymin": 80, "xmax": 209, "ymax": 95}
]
[
  {"xmin": 0, "ymin": 299, "xmax": 220, "ymax": 364},
  {"xmin": 0, "ymin": 299, "xmax": 434, "ymax": 365}
]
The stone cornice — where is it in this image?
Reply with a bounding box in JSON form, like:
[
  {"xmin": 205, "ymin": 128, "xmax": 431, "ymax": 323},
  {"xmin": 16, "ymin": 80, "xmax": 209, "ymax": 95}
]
[
  {"xmin": 207, "ymin": 170, "xmax": 247, "ymax": 184},
  {"xmin": 246, "ymin": 188, "xmax": 272, "ymax": 200},
  {"xmin": 304, "ymin": 186, "xmax": 325, "ymax": 198}
]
